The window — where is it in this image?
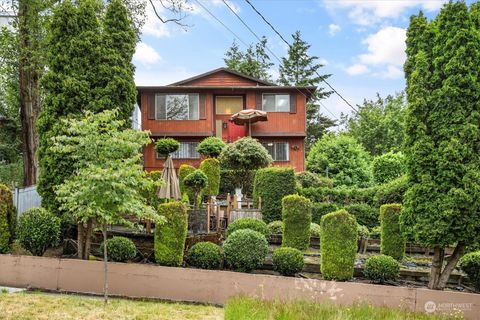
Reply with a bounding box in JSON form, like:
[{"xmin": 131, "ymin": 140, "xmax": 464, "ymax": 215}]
[
  {"xmin": 216, "ymin": 96, "xmax": 243, "ymax": 114},
  {"xmin": 262, "ymin": 142, "xmax": 289, "ymax": 161},
  {"xmin": 157, "ymin": 142, "xmax": 200, "ymax": 160},
  {"xmin": 155, "ymin": 94, "xmax": 199, "ymax": 120},
  {"xmin": 262, "ymin": 94, "xmax": 290, "ymax": 112}
]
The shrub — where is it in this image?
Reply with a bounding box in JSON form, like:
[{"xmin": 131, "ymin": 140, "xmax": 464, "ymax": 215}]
[
  {"xmin": 344, "ymin": 203, "xmax": 378, "ymax": 229},
  {"xmin": 374, "ymin": 175, "xmax": 408, "ymax": 205},
  {"xmin": 219, "ymin": 169, "xmax": 255, "ymax": 197},
  {"xmin": 155, "ymin": 138, "xmax": 180, "ymax": 156},
  {"xmin": 320, "ymin": 209, "xmax": 358, "ymax": 281},
  {"xmin": 227, "ymin": 218, "xmax": 269, "ymax": 237},
  {"xmin": 184, "ymin": 170, "xmax": 208, "ymax": 207},
  {"xmin": 101, "ymin": 236, "xmax": 136, "ymax": 262},
  {"xmin": 154, "ymin": 202, "xmax": 188, "ymax": 266},
  {"xmin": 310, "ymin": 223, "xmax": 321, "ymax": 237},
  {"xmin": 179, "ymin": 164, "xmax": 196, "ymax": 202},
  {"xmin": 282, "ymin": 195, "xmax": 312, "ymax": 251},
  {"xmin": 370, "ymin": 226, "xmax": 381, "ymax": 239},
  {"xmin": 295, "ymin": 171, "xmax": 333, "ymax": 189},
  {"xmin": 311, "ymin": 202, "xmax": 339, "ymax": 224},
  {"xmin": 143, "ymin": 170, "xmax": 163, "ymax": 208},
  {"xmin": 364, "ymin": 255, "xmax": 400, "ymax": 283},
  {"xmin": 372, "ymin": 152, "xmax": 406, "ymax": 184},
  {"xmin": 267, "ymin": 220, "xmax": 283, "ymax": 236},
  {"xmin": 16, "ymin": 208, "xmax": 61, "ymax": 256},
  {"xmin": 459, "ymin": 251, "xmax": 480, "ymax": 291},
  {"xmin": 380, "ymin": 204, "xmax": 405, "ymax": 261},
  {"xmin": 273, "ymin": 247, "xmax": 304, "ymax": 276},
  {"xmin": 357, "ymin": 224, "xmax": 370, "ymax": 240},
  {"xmin": 186, "ymin": 241, "xmax": 223, "ymax": 270},
  {"xmin": 199, "ymin": 158, "xmax": 220, "ymax": 197},
  {"xmin": 0, "ymin": 184, "xmax": 16, "ymax": 253},
  {"xmin": 196, "ymin": 137, "xmax": 225, "ymax": 158},
  {"xmin": 253, "ymin": 167, "xmax": 296, "ymax": 223},
  {"xmin": 223, "ymin": 229, "xmax": 268, "ymax": 272}
]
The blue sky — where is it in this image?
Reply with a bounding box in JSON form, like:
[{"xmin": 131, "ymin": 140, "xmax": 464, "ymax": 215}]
[{"xmin": 134, "ymin": 0, "xmax": 465, "ymax": 119}]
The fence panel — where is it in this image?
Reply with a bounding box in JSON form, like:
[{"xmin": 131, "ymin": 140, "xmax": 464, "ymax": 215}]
[{"xmin": 13, "ymin": 185, "xmax": 42, "ymax": 218}]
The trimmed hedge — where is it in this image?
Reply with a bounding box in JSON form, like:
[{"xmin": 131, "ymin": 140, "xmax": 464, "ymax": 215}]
[
  {"xmin": 310, "ymin": 223, "xmax": 321, "ymax": 237},
  {"xmin": 227, "ymin": 218, "xmax": 269, "ymax": 237},
  {"xmin": 179, "ymin": 164, "xmax": 196, "ymax": 201},
  {"xmin": 253, "ymin": 167, "xmax": 296, "ymax": 223},
  {"xmin": 344, "ymin": 203, "xmax": 378, "ymax": 229},
  {"xmin": 273, "ymin": 247, "xmax": 304, "ymax": 276},
  {"xmin": 295, "ymin": 171, "xmax": 333, "ymax": 189},
  {"xmin": 282, "ymin": 195, "xmax": 312, "ymax": 251},
  {"xmin": 311, "ymin": 202, "xmax": 339, "ymax": 224},
  {"xmin": 196, "ymin": 137, "xmax": 225, "ymax": 158},
  {"xmin": 154, "ymin": 202, "xmax": 188, "ymax": 266},
  {"xmin": 223, "ymin": 229, "xmax": 268, "ymax": 272},
  {"xmin": 320, "ymin": 209, "xmax": 358, "ymax": 281},
  {"xmin": 101, "ymin": 236, "xmax": 136, "ymax": 262},
  {"xmin": 372, "ymin": 152, "xmax": 405, "ymax": 184},
  {"xmin": 459, "ymin": 251, "xmax": 480, "ymax": 291},
  {"xmin": 200, "ymin": 158, "xmax": 220, "ymax": 197},
  {"xmin": 16, "ymin": 208, "xmax": 61, "ymax": 256},
  {"xmin": 301, "ymin": 186, "xmax": 378, "ymax": 207},
  {"xmin": 0, "ymin": 184, "xmax": 16, "ymax": 253},
  {"xmin": 267, "ymin": 220, "xmax": 283, "ymax": 236},
  {"xmin": 186, "ymin": 241, "xmax": 223, "ymax": 270},
  {"xmin": 364, "ymin": 255, "xmax": 400, "ymax": 283},
  {"xmin": 155, "ymin": 138, "xmax": 180, "ymax": 156},
  {"xmin": 374, "ymin": 175, "xmax": 408, "ymax": 205},
  {"xmin": 380, "ymin": 204, "xmax": 405, "ymax": 261}
]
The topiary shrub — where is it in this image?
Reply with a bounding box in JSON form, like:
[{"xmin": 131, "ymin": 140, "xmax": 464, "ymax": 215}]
[
  {"xmin": 16, "ymin": 208, "xmax": 61, "ymax": 256},
  {"xmin": 186, "ymin": 241, "xmax": 223, "ymax": 270},
  {"xmin": 272, "ymin": 247, "xmax": 304, "ymax": 276},
  {"xmin": 0, "ymin": 184, "xmax": 16, "ymax": 253},
  {"xmin": 199, "ymin": 158, "xmax": 220, "ymax": 197},
  {"xmin": 282, "ymin": 195, "xmax": 312, "ymax": 251},
  {"xmin": 179, "ymin": 164, "xmax": 196, "ymax": 202},
  {"xmin": 374, "ymin": 175, "xmax": 408, "ymax": 205},
  {"xmin": 223, "ymin": 229, "xmax": 268, "ymax": 272},
  {"xmin": 154, "ymin": 202, "xmax": 188, "ymax": 266},
  {"xmin": 459, "ymin": 251, "xmax": 480, "ymax": 291},
  {"xmin": 372, "ymin": 152, "xmax": 405, "ymax": 184},
  {"xmin": 344, "ymin": 203, "xmax": 378, "ymax": 229},
  {"xmin": 380, "ymin": 204, "xmax": 405, "ymax": 261},
  {"xmin": 364, "ymin": 255, "xmax": 400, "ymax": 283},
  {"xmin": 253, "ymin": 167, "xmax": 296, "ymax": 223},
  {"xmin": 267, "ymin": 220, "xmax": 283, "ymax": 236},
  {"xmin": 196, "ymin": 137, "xmax": 226, "ymax": 158},
  {"xmin": 101, "ymin": 236, "xmax": 136, "ymax": 262},
  {"xmin": 295, "ymin": 171, "xmax": 333, "ymax": 189},
  {"xmin": 310, "ymin": 223, "xmax": 321, "ymax": 237},
  {"xmin": 227, "ymin": 218, "xmax": 269, "ymax": 237},
  {"xmin": 184, "ymin": 170, "xmax": 208, "ymax": 207},
  {"xmin": 320, "ymin": 209, "xmax": 358, "ymax": 281},
  {"xmin": 155, "ymin": 138, "xmax": 180, "ymax": 157},
  {"xmin": 311, "ymin": 202, "xmax": 339, "ymax": 224}
]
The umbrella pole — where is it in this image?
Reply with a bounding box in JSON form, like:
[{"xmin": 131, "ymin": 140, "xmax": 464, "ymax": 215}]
[{"xmin": 249, "ymin": 119, "xmax": 251, "ymax": 136}]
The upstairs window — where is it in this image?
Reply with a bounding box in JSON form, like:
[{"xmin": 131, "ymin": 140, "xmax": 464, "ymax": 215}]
[
  {"xmin": 262, "ymin": 94, "xmax": 290, "ymax": 112},
  {"xmin": 156, "ymin": 94, "xmax": 199, "ymax": 120},
  {"xmin": 262, "ymin": 142, "xmax": 289, "ymax": 161},
  {"xmin": 157, "ymin": 142, "xmax": 200, "ymax": 159}
]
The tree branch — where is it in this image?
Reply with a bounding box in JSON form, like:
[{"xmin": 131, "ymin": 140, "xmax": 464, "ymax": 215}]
[{"xmin": 148, "ymin": 0, "xmax": 190, "ymax": 28}]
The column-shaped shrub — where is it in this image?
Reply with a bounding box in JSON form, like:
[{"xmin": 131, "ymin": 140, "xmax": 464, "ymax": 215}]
[
  {"xmin": 320, "ymin": 209, "xmax": 358, "ymax": 281},
  {"xmin": 253, "ymin": 167, "xmax": 296, "ymax": 223},
  {"xmin": 154, "ymin": 202, "xmax": 188, "ymax": 266},
  {"xmin": 380, "ymin": 203, "xmax": 405, "ymax": 261},
  {"xmin": 200, "ymin": 158, "xmax": 220, "ymax": 197},
  {"xmin": 0, "ymin": 184, "xmax": 16, "ymax": 253},
  {"xmin": 282, "ymin": 195, "xmax": 312, "ymax": 251},
  {"xmin": 179, "ymin": 164, "xmax": 195, "ymax": 201}
]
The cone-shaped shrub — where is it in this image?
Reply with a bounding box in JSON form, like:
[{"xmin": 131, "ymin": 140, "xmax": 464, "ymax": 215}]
[
  {"xmin": 282, "ymin": 195, "xmax": 312, "ymax": 251},
  {"xmin": 380, "ymin": 203, "xmax": 405, "ymax": 261}
]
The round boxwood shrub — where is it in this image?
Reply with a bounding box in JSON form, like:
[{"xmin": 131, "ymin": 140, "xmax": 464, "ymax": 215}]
[
  {"xmin": 101, "ymin": 236, "xmax": 136, "ymax": 262},
  {"xmin": 380, "ymin": 204, "xmax": 405, "ymax": 261},
  {"xmin": 273, "ymin": 247, "xmax": 304, "ymax": 276},
  {"xmin": 223, "ymin": 229, "xmax": 268, "ymax": 272},
  {"xmin": 310, "ymin": 223, "xmax": 321, "ymax": 237},
  {"xmin": 155, "ymin": 138, "xmax": 180, "ymax": 156},
  {"xmin": 267, "ymin": 220, "xmax": 283, "ymax": 236},
  {"xmin": 372, "ymin": 151, "xmax": 405, "ymax": 184},
  {"xmin": 16, "ymin": 208, "xmax": 61, "ymax": 256},
  {"xmin": 282, "ymin": 195, "xmax": 312, "ymax": 251},
  {"xmin": 363, "ymin": 255, "xmax": 400, "ymax": 283},
  {"xmin": 253, "ymin": 167, "xmax": 296, "ymax": 223},
  {"xmin": 295, "ymin": 171, "xmax": 333, "ymax": 189},
  {"xmin": 459, "ymin": 251, "xmax": 480, "ymax": 291},
  {"xmin": 154, "ymin": 202, "xmax": 188, "ymax": 266},
  {"xmin": 186, "ymin": 241, "xmax": 223, "ymax": 270},
  {"xmin": 320, "ymin": 209, "xmax": 358, "ymax": 281},
  {"xmin": 0, "ymin": 184, "xmax": 16, "ymax": 253},
  {"xmin": 227, "ymin": 218, "xmax": 269, "ymax": 237},
  {"xmin": 311, "ymin": 202, "xmax": 339, "ymax": 224},
  {"xmin": 199, "ymin": 158, "xmax": 220, "ymax": 197},
  {"xmin": 345, "ymin": 203, "xmax": 378, "ymax": 229},
  {"xmin": 196, "ymin": 137, "xmax": 226, "ymax": 158}
]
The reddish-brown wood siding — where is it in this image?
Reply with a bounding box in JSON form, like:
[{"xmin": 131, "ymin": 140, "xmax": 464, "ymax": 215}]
[{"xmin": 183, "ymin": 71, "xmax": 259, "ymax": 87}]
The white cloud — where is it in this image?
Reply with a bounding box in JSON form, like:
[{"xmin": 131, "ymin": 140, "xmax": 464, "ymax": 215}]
[
  {"xmin": 135, "ymin": 67, "xmax": 194, "ymax": 86},
  {"xmin": 318, "ymin": 58, "xmax": 328, "ymax": 66},
  {"xmin": 381, "ymin": 65, "xmax": 404, "ymax": 79},
  {"xmin": 345, "ymin": 63, "xmax": 369, "ymax": 76},
  {"xmin": 212, "ymin": 0, "xmax": 240, "ymax": 13},
  {"xmin": 328, "ymin": 23, "xmax": 341, "ymax": 36},
  {"xmin": 142, "ymin": 4, "xmax": 171, "ymax": 38},
  {"xmin": 359, "ymin": 26, "xmax": 406, "ymax": 66},
  {"xmin": 133, "ymin": 42, "xmax": 162, "ymax": 65}
]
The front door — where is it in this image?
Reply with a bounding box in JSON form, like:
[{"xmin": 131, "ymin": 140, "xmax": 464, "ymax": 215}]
[{"xmin": 215, "ymin": 96, "xmax": 245, "ymax": 142}]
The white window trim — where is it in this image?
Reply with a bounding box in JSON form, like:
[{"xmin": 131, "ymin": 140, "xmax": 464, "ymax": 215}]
[
  {"xmin": 155, "ymin": 93, "xmax": 200, "ymax": 120},
  {"xmin": 262, "ymin": 93, "xmax": 290, "ymax": 112},
  {"xmin": 263, "ymin": 141, "xmax": 290, "ymax": 162}
]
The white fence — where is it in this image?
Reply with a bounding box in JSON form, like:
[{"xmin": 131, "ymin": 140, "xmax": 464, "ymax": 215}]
[{"xmin": 13, "ymin": 185, "xmax": 42, "ymax": 218}]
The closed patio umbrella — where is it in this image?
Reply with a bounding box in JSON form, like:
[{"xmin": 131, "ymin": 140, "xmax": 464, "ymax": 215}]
[
  {"xmin": 230, "ymin": 109, "xmax": 268, "ymax": 136},
  {"xmin": 157, "ymin": 156, "xmax": 181, "ymax": 200}
]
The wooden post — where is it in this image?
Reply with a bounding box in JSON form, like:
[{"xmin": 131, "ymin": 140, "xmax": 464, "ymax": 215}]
[
  {"xmin": 146, "ymin": 220, "xmax": 151, "ymax": 234},
  {"xmin": 207, "ymin": 203, "xmax": 211, "ymax": 234},
  {"xmin": 258, "ymin": 196, "xmax": 262, "ymax": 210},
  {"xmin": 216, "ymin": 205, "xmax": 221, "ymax": 233},
  {"xmin": 226, "ymin": 193, "xmax": 231, "ymax": 224},
  {"xmin": 233, "ymin": 195, "xmax": 238, "ymax": 209}
]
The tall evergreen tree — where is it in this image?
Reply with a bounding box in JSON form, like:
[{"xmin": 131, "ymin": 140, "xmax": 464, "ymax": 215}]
[{"xmin": 401, "ymin": 2, "xmax": 480, "ymax": 290}]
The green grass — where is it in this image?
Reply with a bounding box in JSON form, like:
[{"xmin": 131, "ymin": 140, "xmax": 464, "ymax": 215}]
[{"xmin": 224, "ymin": 296, "xmax": 462, "ymax": 320}]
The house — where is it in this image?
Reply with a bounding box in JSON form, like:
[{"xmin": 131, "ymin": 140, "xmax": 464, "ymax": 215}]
[{"xmin": 137, "ymin": 68, "xmax": 317, "ymax": 172}]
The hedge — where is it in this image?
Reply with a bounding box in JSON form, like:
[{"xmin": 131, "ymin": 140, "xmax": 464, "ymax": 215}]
[
  {"xmin": 380, "ymin": 204, "xmax": 405, "ymax": 261},
  {"xmin": 223, "ymin": 229, "xmax": 268, "ymax": 272},
  {"xmin": 374, "ymin": 175, "xmax": 408, "ymax": 205},
  {"xmin": 101, "ymin": 236, "xmax": 137, "ymax": 262},
  {"xmin": 186, "ymin": 241, "xmax": 223, "ymax": 270},
  {"xmin": 253, "ymin": 167, "xmax": 296, "ymax": 223},
  {"xmin": 344, "ymin": 203, "xmax": 378, "ymax": 229},
  {"xmin": 227, "ymin": 218, "xmax": 269, "ymax": 237},
  {"xmin": 372, "ymin": 152, "xmax": 405, "ymax": 184},
  {"xmin": 272, "ymin": 247, "xmax": 304, "ymax": 276},
  {"xmin": 0, "ymin": 184, "xmax": 16, "ymax": 253},
  {"xmin": 282, "ymin": 195, "xmax": 312, "ymax": 251},
  {"xmin": 200, "ymin": 158, "xmax": 220, "ymax": 197},
  {"xmin": 179, "ymin": 164, "xmax": 196, "ymax": 202},
  {"xmin": 295, "ymin": 171, "xmax": 333, "ymax": 189},
  {"xmin": 311, "ymin": 202, "xmax": 339, "ymax": 224},
  {"xmin": 459, "ymin": 251, "xmax": 480, "ymax": 291},
  {"xmin": 301, "ymin": 186, "xmax": 378, "ymax": 207},
  {"xmin": 154, "ymin": 202, "xmax": 188, "ymax": 266},
  {"xmin": 320, "ymin": 209, "xmax": 358, "ymax": 281}
]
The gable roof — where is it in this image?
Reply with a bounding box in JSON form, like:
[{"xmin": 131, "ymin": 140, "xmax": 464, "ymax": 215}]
[{"xmin": 168, "ymin": 67, "xmax": 277, "ymax": 87}]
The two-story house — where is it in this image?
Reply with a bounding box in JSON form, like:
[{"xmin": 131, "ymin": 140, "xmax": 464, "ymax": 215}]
[{"xmin": 137, "ymin": 68, "xmax": 316, "ymax": 172}]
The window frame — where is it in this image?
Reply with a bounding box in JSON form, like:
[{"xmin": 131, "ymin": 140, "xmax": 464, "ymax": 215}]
[
  {"xmin": 262, "ymin": 93, "xmax": 290, "ymax": 112},
  {"xmin": 155, "ymin": 93, "xmax": 200, "ymax": 120},
  {"xmin": 156, "ymin": 141, "xmax": 201, "ymax": 160},
  {"xmin": 262, "ymin": 141, "xmax": 290, "ymax": 162},
  {"xmin": 215, "ymin": 95, "xmax": 244, "ymax": 115}
]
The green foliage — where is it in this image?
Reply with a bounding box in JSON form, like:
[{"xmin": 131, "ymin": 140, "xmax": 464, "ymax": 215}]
[
  {"xmin": 310, "ymin": 223, "xmax": 321, "ymax": 238},
  {"xmin": 219, "ymin": 169, "xmax": 255, "ymax": 197},
  {"xmin": 295, "ymin": 171, "xmax": 333, "ymax": 189},
  {"xmin": 459, "ymin": 251, "xmax": 480, "ymax": 291},
  {"xmin": 223, "ymin": 229, "xmax": 268, "ymax": 272},
  {"xmin": 0, "ymin": 184, "xmax": 16, "ymax": 253},
  {"xmin": 196, "ymin": 137, "xmax": 225, "ymax": 158},
  {"xmin": 307, "ymin": 134, "xmax": 372, "ymax": 187},
  {"xmin": 320, "ymin": 210, "xmax": 357, "ymax": 281},
  {"xmin": 143, "ymin": 170, "xmax": 163, "ymax": 209},
  {"xmin": 344, "ymin": 203, "xmax": 378, "ymax": 229},
  {"xmin": 154, "ymin": 202, "xmax": 188, "ymax": 267},
  {"xmin": 272, "ymin": 247, "xmax": 305, "ymax": 276},
  {"xmin": 186, "ymin": 241, "xmax": 223, "ymax": 270},
  {"xmin": 199, "ymin": 158, "xmax": 220, "ymax": 197},
  {"xmin": 0, "ymin": 161, "xmax": 23, "ymax": 188},
  {"xmin": 282, "ymin": 195, "xmax": 312, "ymax": 251},
  {"xmin": 380, "ymin": 204, "xmax": 405, "ymax": 261},
  {"xmin": 184, "ymin": 170, "xmax": 208, "ymax": 207},
  {"xmin": 374, "ymin": 175, "xmax": 408, "ymax": 206},
  {"xmin": 301, "ymin": 185, "xmax": 378, "ymax": 208},
  {"xmin": 372, "ymin": 152, "xmax": 405, "ymax": 184},
  {"xmin": 179, "ymin": 164, "xmax": 196, "ymax": 202},
  {"xmin": 267, "ymin": 220, "xmax": 283, "ymax": 236},
  {"xmin": 363, "ymin": 255, "xmax": 400, "ymax": 283},
  {"xmin": 253, "ymin": 167, "xmax": 296, "ymax": 223},
  {"xmin": 16, "ymin": 208, "xmax": 61, "ymax": 256},
  {"xmin": 155, "ymin": 138, "xmax": 180, "ymax": 156},
  {"xmin": 311, "ymin": 202, "xmax": 338, "ymax": 224},
  {"xmin": 227, "ymin": 218, "xmax": 269, "ymax": 237},
  {"xmin": 357, "ymin": 224, "xmax": 370, "ymax": 240},
  {"xmin": 101, "ymin": 236, "xmax": 136, "ymax": 262}
]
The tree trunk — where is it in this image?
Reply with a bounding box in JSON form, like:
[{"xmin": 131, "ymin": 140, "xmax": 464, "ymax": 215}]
[
  {"xmin": 77, "ymin": 223, "xmax": 84, "ymax": 259},
  {"xmin": 77, "ymin": 219, "xmax": 94, "ymax": 260},
  {"xmin": 428, "ymin": 244, "xmax": 465, "ymax": 290},
  {"xmin": 437, "ymin": 243, "xmax": 465, "ymax": 290},
  {"xmin": 428, "ymin": 246, "xmax": 444, "ymax": 290},
  {"xmin": 83, "ymin": 220, "xmax": 93, "ymax": 260},
  {"xmin": 102, "ymin": 224, "xmax": 108, "ymax": 305}
]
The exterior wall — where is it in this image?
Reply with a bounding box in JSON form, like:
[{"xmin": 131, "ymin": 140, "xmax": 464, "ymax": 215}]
[
  {"xmin": 183, "ymin": 70, "xmax": 259, "ymax": 87},
  {"xmin": 144, "ymin": 138, "xmax": 203, "ymax": 172},
  {"xmin": 257, "ymin": 137, "xmax": 305, "ymax": 172}
]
